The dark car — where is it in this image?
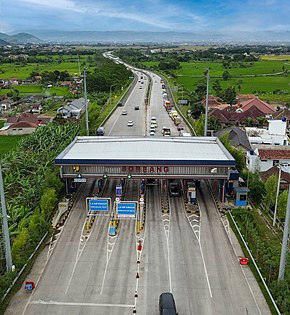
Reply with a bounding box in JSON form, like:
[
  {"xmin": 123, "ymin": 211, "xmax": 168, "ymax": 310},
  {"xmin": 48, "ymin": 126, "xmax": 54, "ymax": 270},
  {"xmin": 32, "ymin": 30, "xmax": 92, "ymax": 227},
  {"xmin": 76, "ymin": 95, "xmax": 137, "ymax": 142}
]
[
  {"xmin": 159, "ymin": 292, "xmax": 178, "ymax": 315},
  {"xmin": 177, "ymin": 124, "xmax": 184, "ymax": 131},
  {"xmin": 96, "ymin": 127, "xmax": 104, "ymax": 136},
  {"xmin": 135, "ymin": 106, "xmax": 140, "ymax": 110},
  {"xmin": 168, "ymin": 180, "xmax": 181, "ymax": 197},
  {"xmin": 117, "ymin": 102, "xmax": 123, "ymax": 107}
]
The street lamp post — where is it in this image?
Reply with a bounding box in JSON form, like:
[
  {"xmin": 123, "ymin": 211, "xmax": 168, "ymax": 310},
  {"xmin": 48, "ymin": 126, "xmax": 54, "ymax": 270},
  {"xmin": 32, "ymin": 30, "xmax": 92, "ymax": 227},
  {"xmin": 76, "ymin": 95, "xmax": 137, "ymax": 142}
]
[
  {"xmin": 278, "ymin": 186, "xmax": 290, "ymax": 280},
  {"xmin": 109, "ymin": 84, "xmax": 117, "ymax": 108},
  {"xmin": 204, "ymin": 68, "xmax": 210, "ymax": 137},
  {"xmin": 0, "ymin": 161, "xmax": 13, "ymax": 271},
  {"xmin": 273, "ymin": 164, "xmax": 286, "ymax": 227},
  {"xmin": 83, "ymin": 67, "xmax": 89, "ymax": 136}
]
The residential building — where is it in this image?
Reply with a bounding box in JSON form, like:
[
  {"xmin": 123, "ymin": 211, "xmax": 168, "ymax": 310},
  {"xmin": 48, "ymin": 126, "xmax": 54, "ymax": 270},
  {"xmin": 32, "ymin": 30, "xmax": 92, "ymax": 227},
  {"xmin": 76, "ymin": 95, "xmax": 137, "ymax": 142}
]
[
  {"xmin": 215, "ymin": 126, "xmax": 251, "ymax": 153},
  {"xmin": 246, "ymin": 119, "xmax": 288, "ymax": 146},
  {"xmin": 57, "ymin": 97, "xmax": 87, "ymax": 119},
  {"xmin": 247, "ymin": 145, "xmax": 290, "ymax": 173}
]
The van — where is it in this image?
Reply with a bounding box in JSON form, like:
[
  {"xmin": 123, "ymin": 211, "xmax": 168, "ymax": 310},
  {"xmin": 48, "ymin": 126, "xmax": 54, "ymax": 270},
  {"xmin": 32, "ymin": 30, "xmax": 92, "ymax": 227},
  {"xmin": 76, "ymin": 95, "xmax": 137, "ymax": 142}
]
[
  {"xmin": 96, "ymin": 127, "xmax": 104, "ymax": 136},
  {"xmin": 159, "ymin": 292, "xmax": 177, "ymax": 315}
]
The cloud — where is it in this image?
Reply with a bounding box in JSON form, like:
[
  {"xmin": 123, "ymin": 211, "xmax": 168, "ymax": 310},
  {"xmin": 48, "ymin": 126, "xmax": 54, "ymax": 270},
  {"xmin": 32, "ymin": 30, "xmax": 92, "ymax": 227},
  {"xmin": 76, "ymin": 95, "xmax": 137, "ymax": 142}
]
[{"xmin": 4, "ymin": 0, "xmax": 290, "ymax": 33}]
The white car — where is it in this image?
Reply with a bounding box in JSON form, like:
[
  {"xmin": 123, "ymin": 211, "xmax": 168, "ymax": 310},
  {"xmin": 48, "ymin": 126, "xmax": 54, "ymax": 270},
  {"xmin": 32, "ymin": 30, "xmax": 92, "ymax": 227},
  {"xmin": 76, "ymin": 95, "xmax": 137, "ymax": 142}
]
[
  {"xmin": 150, "ymin": 130, "xmax": 155, "ymax": 136},
  {"xmin": 127, "ymin": 120, "xmax": 134, "ymax": 127},
  {"xmin": 150, "ymin": 121, "xmax": 157, "ymax": 128},
  {"xmin": 122, "ymin": 109, "xmax": 127, "ymax": 115}
]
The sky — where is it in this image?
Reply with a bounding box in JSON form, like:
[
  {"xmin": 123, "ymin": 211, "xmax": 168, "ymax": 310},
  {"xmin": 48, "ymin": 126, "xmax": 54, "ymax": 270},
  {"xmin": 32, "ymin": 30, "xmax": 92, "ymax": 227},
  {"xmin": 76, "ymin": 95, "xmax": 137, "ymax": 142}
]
[{"xmin": 0, "ymin": 0, "xmax": 290, "ymax": 34}]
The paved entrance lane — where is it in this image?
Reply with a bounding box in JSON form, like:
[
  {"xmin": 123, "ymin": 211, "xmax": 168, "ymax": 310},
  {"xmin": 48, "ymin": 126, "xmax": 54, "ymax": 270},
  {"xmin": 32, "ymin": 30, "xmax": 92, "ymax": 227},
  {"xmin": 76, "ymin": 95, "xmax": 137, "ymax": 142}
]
[
  {"xmin": 198, "ymin": 181, "xmax": 271, "ymax": 315},
  {"xmin": 169, "ymin": 196, "xmax": 213, "ymax": 315},
  {"xmin": 137, "ymin": 185, "xmax": 170, "ymax": 315},
  {"xmin": 97, "ymin": 219, "xmax": 137, "ymax": 315}
]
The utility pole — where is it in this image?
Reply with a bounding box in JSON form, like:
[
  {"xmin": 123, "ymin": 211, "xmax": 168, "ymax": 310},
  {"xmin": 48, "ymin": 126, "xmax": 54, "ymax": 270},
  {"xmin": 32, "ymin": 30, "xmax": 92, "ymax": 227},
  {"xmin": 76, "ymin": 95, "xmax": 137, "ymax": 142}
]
[
  {"xmin": 273, "ymin": 164, "xmax": 283, "ymax": 227},
  {"xmin": 0, "ymin": 161, "xmax": 13, "ymax": 272},
  {"xmin": 83, "ymin": 67, "xmax": 89, "ymax": 136},
  {"xmin": 278, "ymin": 186, "xmax": 290, "ymax": 280},
  {"xmin": 204, "ymin": 68, "xmax": 210, "ymax": 137}
]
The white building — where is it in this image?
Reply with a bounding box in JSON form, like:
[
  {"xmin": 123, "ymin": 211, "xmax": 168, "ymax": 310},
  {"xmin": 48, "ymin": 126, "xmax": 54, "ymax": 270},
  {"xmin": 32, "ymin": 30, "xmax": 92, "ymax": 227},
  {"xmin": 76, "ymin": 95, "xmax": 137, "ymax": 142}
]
[
  {"xmin": 246, "ymin": 119, "xmax": 288, "ymax": 146},
  {"xmin": 247, "ymin": 145, "xmax": 290, "ymax": 173}
]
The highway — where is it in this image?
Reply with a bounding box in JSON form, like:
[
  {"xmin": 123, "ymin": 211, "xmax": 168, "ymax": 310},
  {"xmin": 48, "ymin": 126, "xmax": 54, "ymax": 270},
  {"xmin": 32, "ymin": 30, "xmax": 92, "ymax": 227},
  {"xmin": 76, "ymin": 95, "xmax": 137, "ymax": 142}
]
[{"xmin": 5, "ymin": 61, "xmax": 271, "ymax": 315}]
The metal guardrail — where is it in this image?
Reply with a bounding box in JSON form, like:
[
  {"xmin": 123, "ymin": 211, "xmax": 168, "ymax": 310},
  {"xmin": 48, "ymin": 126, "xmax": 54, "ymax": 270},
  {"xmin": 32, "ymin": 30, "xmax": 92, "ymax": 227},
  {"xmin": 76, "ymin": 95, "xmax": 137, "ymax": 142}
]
[
  {"xmin": 160, "ymin": 75, "xmax": 197, "ymax": 136},
  {"xmin": 229, "ymin": 212, "xmax": 281, "ymax": 315},
  {"xmin": 206, "ymin": 180, "xmax": 281, "ymax": 314},
  {"xmin": 0, "ymin": 231, "xmax": 48, "ymax": 305}
]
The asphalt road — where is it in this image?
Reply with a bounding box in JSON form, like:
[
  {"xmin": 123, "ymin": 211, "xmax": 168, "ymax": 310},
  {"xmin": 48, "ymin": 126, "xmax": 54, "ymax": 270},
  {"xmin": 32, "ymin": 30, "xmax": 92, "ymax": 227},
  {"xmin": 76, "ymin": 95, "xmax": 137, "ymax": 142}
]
[{"xmin": 5, "ymin": 61, "xmax": 271, "ymax": 315}]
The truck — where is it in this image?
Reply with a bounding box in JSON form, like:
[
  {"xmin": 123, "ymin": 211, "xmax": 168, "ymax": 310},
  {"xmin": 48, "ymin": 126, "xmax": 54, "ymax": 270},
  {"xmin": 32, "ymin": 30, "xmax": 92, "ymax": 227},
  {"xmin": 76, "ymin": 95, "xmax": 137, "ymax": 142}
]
[
  {"xmin": 174, "ymin": 116, "xmax": 182, "ymax": 125},
  {"xmin": 169, "ymin": 110, "xmax": 178, "ymax": 121},
  {"xmin": 162, "ymin": 127, "xmax": 171, "ymax": 136},
  {"xmin": 163, "ymin": 100, "xmax": 173, "ymax": 111}
]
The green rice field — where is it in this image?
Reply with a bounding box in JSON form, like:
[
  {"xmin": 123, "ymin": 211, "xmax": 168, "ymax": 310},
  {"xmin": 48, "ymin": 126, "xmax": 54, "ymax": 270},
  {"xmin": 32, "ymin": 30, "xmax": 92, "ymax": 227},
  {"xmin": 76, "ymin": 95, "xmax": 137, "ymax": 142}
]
[
  {"xmin": 0, "ymin": 55, "xmax": 88, "ymax": 79},
  {"xmin": 0, "ymin": 135, "xmax": 26, "ymax": 157},
  {"xmin": 143, "ymin": 59, "xmax": 290, "ymax": 102}
]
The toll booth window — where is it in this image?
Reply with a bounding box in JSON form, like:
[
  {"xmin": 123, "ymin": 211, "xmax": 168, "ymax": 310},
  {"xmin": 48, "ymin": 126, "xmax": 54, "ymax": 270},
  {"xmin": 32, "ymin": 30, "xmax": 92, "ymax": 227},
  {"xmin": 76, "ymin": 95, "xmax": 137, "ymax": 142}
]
[{"xmin": 240, "ymin": 194, "xmax": 247, "ymax": 201}]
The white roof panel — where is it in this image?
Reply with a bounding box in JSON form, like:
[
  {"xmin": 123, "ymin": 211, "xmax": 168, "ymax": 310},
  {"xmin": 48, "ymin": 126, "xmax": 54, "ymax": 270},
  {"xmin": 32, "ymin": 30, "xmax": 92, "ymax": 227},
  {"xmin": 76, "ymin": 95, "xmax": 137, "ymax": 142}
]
[{"xmin": 55, "ymin": 136, "xmax": 235, "ymax": 166}]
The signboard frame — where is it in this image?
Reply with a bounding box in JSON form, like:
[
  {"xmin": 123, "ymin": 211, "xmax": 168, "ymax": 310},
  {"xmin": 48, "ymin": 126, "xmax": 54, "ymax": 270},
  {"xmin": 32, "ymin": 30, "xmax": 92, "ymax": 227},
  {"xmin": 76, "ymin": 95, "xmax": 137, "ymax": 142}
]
[
  {"xmin": 86, "ymin": 197, "xmax": 111, "ymax": 216},
  {"xmin": 116, "ymin": 201, "xmax": 137, "ymax": 218}
]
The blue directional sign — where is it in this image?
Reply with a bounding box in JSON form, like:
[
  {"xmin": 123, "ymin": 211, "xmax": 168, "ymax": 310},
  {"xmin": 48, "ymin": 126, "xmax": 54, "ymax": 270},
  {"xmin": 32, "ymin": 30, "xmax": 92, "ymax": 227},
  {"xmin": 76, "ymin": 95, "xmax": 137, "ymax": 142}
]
[
  {"xmin": 117, "ymin": 202, "xmax": 136, "ymax": 218},
  {"xmin": 89, "ymin": 198, "xmax": 109, "ymax": 212}
]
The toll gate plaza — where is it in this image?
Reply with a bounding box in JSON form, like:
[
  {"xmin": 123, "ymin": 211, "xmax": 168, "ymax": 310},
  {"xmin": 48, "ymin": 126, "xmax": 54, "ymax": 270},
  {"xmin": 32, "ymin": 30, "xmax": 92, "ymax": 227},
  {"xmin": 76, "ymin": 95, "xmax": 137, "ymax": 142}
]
[{"xmin": 55, "ymin": 136, "xmax": 236, "ymax": 189}]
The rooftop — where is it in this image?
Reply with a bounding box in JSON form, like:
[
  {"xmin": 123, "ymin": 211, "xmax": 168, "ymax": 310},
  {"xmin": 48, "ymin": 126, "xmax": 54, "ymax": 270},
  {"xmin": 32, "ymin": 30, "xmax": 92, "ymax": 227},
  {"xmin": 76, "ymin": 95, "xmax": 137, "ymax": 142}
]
[{"xmin": 55, "ymin": 136, "xmax": 235, "ymax": 166}]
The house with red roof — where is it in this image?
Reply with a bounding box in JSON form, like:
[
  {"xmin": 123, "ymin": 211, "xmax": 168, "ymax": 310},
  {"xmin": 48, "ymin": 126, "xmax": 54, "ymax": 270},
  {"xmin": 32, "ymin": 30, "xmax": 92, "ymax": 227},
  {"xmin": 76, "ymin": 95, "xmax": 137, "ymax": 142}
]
[
  {"xmin": 247, "ymin": 145, "xmax": 290, "ymax": 173},
  {"xmin": 0, "ymin": 113, "xmax": 52, "ymax": 135},
  {"xmin": 202, "ymin": 95, "xmax": 229, "ymax": 110},
  {"xmin": 209, "ymin": 105, "xmax": 267, "ymax": 128},
  {"xmin": 238, "ymin": 97, "xmax": 275, "ymax": 115}
]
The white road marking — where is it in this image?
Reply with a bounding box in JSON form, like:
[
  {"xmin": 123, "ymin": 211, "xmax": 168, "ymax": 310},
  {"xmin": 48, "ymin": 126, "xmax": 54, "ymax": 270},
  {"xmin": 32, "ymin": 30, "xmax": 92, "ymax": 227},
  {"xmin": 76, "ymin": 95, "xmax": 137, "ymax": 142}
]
[
  {"xmin": 100, "ymin": 220, "xmax": 119, "ymax": 295},
  {"xmin": 185, "ymin": 201, "xmax": 213, "ymax": 298},
  {"xmin": 198, "ymin": 204, "xmax": 213, "ymax": 298},
  {"xmin": 165, "ymin": 201, "xmax": 172, "ymax": 293},
  {"xmin": 65, "ymin": 217, "xmax": 96, "ymax": 294},
  {"xmin": 30, "ymin": 300, "xmax": 134, "ymax": 308}
]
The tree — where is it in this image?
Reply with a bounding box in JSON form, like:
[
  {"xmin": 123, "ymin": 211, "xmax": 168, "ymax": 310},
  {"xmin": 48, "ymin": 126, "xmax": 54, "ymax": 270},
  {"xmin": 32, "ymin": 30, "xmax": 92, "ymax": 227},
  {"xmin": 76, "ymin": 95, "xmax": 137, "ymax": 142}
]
[
  {"xmin": 222, "ymin": 86, "xmax": 237, "ymax": 105},
  {"xmin": 212, "ymin": 80, "xmax": 222, "ymax": 98},
  {"xmin": 190, "ymin": 101, "xmax": 204, "ymax": 119},
  {"xmin": 220, "ymin": 133, "xmax": 246, "ymax": 172},
  {"xmin": 40, "ymin": 188, "xmax": 57, "ymax": 219},
  {"xmin": 193, "ymin": 114, "xmax": 205, "ymax": 136},
  {"xmin": 278, "ymin": 189, "xmax": 288, "ymax": 220},
  {"xmin": 208, "ymin": 116, "xmax": 221, "ymax": 132},
  {"xmin": 222, "ymin": 70, "xmax": 230, "ymax": 80},
  {"xmin": 264, "ymin": 175, "xmax": 278, "ymax": 211},
  {"xmin": 248, "ymin": 172, "xmax": 265, "ymax": 204},
  {"xmin": 194, "ymin": 78, "xmax": 207, "ymax": 101}
]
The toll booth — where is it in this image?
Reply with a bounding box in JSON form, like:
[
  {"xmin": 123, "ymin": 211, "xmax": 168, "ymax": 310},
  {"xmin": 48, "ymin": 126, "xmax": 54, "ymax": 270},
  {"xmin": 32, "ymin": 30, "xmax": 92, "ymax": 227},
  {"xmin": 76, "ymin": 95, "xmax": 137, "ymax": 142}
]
[
  {"xmin": 186, "ymin": 182, "xmax": 197, "ymax": 204},
  {"xmin": 116, "ymin": 184, "xmax": 122, "ymax": 198},
  {"xmin": 234, "ymin": 187, "xmax": 250, "ymax": 207},
  {"xmin": 226, "ymin": 170, "xmax": 239, "ymax": 195}
]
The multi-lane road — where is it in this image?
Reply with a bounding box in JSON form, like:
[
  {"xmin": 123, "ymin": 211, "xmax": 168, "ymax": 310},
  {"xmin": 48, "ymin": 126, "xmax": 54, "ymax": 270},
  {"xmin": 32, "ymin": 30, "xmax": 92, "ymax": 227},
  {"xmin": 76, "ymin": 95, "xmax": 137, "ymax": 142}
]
[{"xmin": 5, "ymin": 64, "xmax": 271, "ymax": 315}]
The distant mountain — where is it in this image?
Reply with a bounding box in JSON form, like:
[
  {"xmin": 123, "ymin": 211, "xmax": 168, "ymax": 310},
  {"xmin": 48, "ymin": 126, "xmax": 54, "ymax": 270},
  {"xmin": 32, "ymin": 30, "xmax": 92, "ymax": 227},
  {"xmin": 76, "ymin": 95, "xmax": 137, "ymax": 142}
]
[
  {"xmin": 27, "ymin": 30, "xmax": 290, "ymax": 45},
  {"xmin": 1, "ymin": 30, "xmax": 290, "ymax": 45},
  {"xmin": 0, "ymin": 38, "xmax": 10, "ymax": 46},
  {"xmin": 0, "ymin": 32, "xmax": 41, "ymax": 44}
]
